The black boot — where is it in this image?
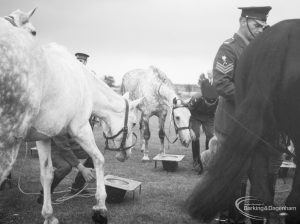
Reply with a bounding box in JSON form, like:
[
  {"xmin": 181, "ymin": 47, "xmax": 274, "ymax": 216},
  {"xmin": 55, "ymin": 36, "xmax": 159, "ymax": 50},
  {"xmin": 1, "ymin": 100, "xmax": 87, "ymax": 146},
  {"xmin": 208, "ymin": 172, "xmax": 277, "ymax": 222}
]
[
  {"xmin": 192, "ymin": 140, "xmax": 203, "ymax": 174},
  {"xmin": 192, "ymin": 140, "xmax": 200, "ymax": 164}
]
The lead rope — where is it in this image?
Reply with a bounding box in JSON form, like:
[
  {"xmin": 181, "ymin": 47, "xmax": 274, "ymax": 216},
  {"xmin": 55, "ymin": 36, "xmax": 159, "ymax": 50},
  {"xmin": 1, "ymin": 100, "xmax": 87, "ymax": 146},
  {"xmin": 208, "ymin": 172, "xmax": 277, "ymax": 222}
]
[{"xmin": 16, "ymin": 143, "xmax": 95, "ymax": 205}]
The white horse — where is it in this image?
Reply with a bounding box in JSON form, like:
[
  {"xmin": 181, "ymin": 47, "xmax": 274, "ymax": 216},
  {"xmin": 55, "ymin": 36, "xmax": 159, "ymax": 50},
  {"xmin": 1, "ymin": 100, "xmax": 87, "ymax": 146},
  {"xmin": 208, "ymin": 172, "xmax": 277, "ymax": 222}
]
[
  {"xmin": 0, "ymin": 10, "xmax": 142, "ymax": 224},
  {"xmin": 121, "ymin": 66, "xmax": 192, "ymax": 161}
]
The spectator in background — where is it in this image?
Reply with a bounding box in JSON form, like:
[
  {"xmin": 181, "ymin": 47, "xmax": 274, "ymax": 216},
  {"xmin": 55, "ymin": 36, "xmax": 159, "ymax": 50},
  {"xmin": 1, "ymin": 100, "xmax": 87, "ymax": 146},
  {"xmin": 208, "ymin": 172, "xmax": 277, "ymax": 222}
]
[{"xmin": 75, "ymin": 52, "xmax": 89, "ymax": 65}]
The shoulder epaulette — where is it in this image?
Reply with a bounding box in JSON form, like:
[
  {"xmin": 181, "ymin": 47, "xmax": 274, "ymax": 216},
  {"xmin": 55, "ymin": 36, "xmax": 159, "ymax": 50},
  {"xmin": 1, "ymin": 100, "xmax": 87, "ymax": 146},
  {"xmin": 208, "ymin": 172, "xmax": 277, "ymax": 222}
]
[{"xmin": 223, "ymin": 37, "xmax": 235, "ymax": 44}]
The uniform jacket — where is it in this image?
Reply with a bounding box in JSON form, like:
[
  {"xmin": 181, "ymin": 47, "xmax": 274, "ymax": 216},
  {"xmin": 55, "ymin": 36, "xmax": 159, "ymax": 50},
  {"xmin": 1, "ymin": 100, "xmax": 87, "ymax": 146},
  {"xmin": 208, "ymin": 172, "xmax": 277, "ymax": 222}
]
[
  {"xmin": 213, "ymin": 33, "xmax": 248, "ymax": 134},
  {"xmin": 189, "ymin": 92, "xmax": 216, "ymax": 122}
]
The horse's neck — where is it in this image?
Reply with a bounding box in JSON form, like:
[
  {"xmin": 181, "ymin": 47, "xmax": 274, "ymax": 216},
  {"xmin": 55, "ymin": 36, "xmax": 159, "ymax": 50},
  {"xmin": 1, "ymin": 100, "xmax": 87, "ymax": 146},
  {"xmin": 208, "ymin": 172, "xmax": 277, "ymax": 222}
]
[
  {"xmin": 158, "ymin": 84, "xmax": 177, "ymax": 107},
  {"xmin": 87, "ymin": 74, "xmax": 124, "ymax": 120}
]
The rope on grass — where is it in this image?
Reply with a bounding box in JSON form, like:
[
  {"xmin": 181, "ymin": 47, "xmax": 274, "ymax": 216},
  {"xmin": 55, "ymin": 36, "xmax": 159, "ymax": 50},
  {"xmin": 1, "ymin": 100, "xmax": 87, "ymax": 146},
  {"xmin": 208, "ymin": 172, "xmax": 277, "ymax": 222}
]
[{"xmin": 16, "ymin": 143, "xmax": 97, "ymax": 204}]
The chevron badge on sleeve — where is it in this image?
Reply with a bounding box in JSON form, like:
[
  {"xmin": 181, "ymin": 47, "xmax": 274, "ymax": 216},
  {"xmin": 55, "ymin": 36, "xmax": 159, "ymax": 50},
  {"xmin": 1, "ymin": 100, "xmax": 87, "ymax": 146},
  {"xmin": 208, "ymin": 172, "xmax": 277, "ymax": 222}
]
[{"xmin": 216, "ymin": 55, "xmax": 233, "ymax": 74}]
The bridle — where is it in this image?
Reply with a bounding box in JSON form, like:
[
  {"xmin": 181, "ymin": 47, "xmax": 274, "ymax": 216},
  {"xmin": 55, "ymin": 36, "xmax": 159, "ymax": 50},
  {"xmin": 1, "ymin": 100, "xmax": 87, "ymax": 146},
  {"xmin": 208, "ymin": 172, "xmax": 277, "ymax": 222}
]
[
  {"xmin": 163, "ymin": 98, "xmax": 191, "ymax": 144},
  {"xmin": 171, "ymin": 97, "xmax": 191, "ymax": 134},
  {"xmin": 103, "ymin": 99, "xmax": 137, "ymax": 151},
  {"xmin": 157, "ymin": 82, "xmax": 191, "ymax": 143}
]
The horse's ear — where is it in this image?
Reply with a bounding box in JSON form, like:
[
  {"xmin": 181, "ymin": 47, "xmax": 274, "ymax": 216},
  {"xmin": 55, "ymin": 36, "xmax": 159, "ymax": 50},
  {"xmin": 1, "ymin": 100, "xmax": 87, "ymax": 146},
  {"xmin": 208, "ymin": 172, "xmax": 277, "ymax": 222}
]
[
  {"xmin": 130, "ymin": 97, "xmax": 144, "ymax": 109},
  {"xmin": 173, "ymin": 97, "xmax": 177, "ymax": 105},
  {"xmin": 122, "ymin": 92, "xmax": 130, "ymax": 100},
  {"xmin": 27, "ymin": 8, "xmax": 37, "ymax": 19}
]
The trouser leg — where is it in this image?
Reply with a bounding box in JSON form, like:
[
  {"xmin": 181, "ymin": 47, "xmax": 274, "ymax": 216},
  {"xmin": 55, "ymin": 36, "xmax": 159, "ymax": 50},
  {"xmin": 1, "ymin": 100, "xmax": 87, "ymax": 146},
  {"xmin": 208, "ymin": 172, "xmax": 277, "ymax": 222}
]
[
  {"xmin": 192, "ymin": 140, "xmax": 200, "ymax": 164},
  {"xmin": 51, "ymin": 153, "xmax": 72, "ymax": 193},
  {"xmin": 202, "ymin": 116, "xmax": 215, "ymax": 150}
]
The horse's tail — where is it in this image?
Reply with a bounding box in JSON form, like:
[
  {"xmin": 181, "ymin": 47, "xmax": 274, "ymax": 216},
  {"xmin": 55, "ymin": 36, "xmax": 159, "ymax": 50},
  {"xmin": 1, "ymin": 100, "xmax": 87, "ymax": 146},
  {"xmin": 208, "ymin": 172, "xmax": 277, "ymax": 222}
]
[{"xmin": 186, "ymin": 20, "xmax": 293, "ymax": 222}]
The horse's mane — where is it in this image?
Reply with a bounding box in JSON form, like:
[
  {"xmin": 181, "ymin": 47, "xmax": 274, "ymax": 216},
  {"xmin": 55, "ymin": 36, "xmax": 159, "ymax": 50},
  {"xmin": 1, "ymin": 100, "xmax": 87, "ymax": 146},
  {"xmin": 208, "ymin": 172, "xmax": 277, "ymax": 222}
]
[{"xmin": 149, "ymin": 66, "xmax": 178, "ymax": 94}]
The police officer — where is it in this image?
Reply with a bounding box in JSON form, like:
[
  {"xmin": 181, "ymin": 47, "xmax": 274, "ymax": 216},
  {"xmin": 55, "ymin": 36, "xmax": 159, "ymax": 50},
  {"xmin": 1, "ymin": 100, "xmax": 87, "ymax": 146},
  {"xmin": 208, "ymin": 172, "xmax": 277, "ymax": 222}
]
[
  {"xmin": 75, "ymin": 52, "xmax": 89, "ymax": 65},
  {"xmin": 37, "ymin": 52, "xmax": 95, "ymax": 204},
  {"xmin": 212, "ymin": 6, "xmax": 272, "ymax": 224}
]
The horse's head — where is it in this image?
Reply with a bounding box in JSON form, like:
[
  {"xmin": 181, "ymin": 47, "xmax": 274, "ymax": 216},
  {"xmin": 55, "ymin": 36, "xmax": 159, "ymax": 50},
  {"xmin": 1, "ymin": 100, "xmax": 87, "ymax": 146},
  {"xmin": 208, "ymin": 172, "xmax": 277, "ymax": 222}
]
[
  {"xmin": 172, "ymin": 97, "xmax": 192, "ymax": 147},
  {"xmin": 4, "ymin": 8, "xmax": 37, "ymax": 36},
  {"xmin": 102, "ymin": 92, "xmax": 143, "ymax": 162}
]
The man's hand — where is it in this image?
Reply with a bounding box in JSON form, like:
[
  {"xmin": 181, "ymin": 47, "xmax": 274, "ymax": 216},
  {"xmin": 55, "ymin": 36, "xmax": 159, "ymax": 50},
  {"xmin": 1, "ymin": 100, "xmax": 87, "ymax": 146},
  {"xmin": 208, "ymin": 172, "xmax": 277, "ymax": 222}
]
[
  {"xmin": 188, "ymin": 97, "xmax": 200, "ymax": 110},
  {"xmin": 77, "ymin": 163, "xmax": 96, "ymax": 183}
]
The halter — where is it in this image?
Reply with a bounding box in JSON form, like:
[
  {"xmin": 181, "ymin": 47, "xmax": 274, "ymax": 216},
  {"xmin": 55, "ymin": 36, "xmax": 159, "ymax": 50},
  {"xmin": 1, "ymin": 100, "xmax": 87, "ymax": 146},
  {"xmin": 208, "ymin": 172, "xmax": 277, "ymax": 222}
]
[
  {"xmin": 171, "ymin": 97, "xmax": 191, "ymax": 134},
  {"xmin": 157, "ymin": 82, "xmax": 191, "ymax": 143},
  {"xmin": 103, "ymin": 99, "xmax": 137, "ymax": 151}
]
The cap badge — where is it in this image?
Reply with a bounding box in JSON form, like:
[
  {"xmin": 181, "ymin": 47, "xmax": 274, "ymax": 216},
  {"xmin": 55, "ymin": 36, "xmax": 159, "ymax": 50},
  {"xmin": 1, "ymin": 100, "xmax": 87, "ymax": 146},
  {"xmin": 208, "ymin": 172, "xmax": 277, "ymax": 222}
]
[{"xmin": 222, "ymin": 56, "xmax": 228, "ymax": 65}]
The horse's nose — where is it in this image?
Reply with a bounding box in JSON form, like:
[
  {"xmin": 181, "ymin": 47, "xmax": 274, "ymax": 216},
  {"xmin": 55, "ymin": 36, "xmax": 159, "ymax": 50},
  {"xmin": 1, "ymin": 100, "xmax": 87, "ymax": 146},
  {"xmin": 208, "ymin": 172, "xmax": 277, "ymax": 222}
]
[
  {"xmin": 182, "ymin": 140, "xmax": 190, "ymax": 148},
  {"xmin": 31, "ymin": 30, "xmax": 36, "ymax": 36}
]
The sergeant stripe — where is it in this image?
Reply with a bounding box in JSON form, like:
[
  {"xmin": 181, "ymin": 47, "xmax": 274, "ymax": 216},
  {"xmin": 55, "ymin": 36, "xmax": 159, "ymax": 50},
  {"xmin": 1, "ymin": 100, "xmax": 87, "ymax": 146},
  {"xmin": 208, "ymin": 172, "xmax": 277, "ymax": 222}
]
[
  {"xmin": 216, "ymin": 62, "xmax": 233, "ymax": 74},
  {"xmin": 216, "ymin": 66, "xmax": 233, "ymax": 74},
  {"xmin": 216, "ymin": 65, "xmax": 233, "ymax": 72}
]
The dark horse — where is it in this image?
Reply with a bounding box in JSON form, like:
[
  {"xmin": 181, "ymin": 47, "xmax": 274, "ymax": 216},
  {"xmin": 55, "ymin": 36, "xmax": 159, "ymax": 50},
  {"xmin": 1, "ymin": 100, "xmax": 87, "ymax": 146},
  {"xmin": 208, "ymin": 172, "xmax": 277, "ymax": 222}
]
[{"xmin": 186, "ymin": 19, "xmax": 300, "ymax": 224}]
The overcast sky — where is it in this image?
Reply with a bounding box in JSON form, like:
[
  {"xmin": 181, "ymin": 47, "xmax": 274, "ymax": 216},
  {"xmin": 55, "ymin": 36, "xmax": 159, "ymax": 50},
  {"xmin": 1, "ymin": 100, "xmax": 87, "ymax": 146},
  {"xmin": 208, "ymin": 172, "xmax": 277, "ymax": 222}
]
[{"xmin": 1, "ymin": 0, "xmax": 299, "ymax": 84}]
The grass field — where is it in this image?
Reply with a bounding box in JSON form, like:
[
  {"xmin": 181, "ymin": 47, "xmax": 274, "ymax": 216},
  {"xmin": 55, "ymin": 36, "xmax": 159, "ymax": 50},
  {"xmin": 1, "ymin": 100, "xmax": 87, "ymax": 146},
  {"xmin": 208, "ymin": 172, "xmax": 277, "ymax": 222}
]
[{"xmin": 0, "ymin": 115, "xmax": 294, "ymax": 224}]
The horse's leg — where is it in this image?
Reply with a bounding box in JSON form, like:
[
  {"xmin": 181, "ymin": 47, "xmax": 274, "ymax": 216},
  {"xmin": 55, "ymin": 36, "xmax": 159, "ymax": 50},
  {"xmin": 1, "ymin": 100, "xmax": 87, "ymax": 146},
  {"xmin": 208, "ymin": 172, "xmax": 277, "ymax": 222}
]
[
  {"xmin": 139, "ymin": 112, "xmax": 145, "ymax": 152},
  {"xmin": 158, "ymin": 110, "xmax": 167, "ymax": 155},
  {"xmin": 0, "ymin": 143, "xmax": 19, "ymax": 185},
  {"xmin": 36, "ymin": 140, "xmax": 58, "ymax": 224},
  {"xmin": 141, "ymin": 114, "xmax": 151, "ymax": 161},
  {"xmin": 286, "ymin": 138, "xmax": 300, "ymax": 224},
  {"xmin": 71, "ymin": 123, "xmax": 107, "ymax": 224}
]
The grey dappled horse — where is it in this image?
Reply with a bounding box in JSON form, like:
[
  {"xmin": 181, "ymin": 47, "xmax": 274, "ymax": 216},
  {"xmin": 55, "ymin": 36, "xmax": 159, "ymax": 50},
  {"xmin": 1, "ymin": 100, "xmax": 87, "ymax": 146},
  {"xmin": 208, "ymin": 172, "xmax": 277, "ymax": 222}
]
[
  {"xmin": 121, "ymin": 66, "xmax": 192, "ymax": 161},
  {"xmin": 0, "ymin": 9, "xmax": 142, "ymax": 224}
]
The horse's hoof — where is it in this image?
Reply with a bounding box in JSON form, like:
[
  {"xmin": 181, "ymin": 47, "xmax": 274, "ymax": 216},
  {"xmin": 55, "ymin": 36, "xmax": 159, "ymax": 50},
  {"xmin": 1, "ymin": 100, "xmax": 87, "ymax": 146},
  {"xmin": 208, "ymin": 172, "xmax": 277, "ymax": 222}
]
[
  {"xmin": 92, "ymin": 209, "xmax": 108, "ymax": 224},
  {"xmin": 43, "ymin": 216, "xmax": 59, "ymax": 224},
  {"xmin": 142, "ymin": 156, "xmax": 150, "ymax": 162}
]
